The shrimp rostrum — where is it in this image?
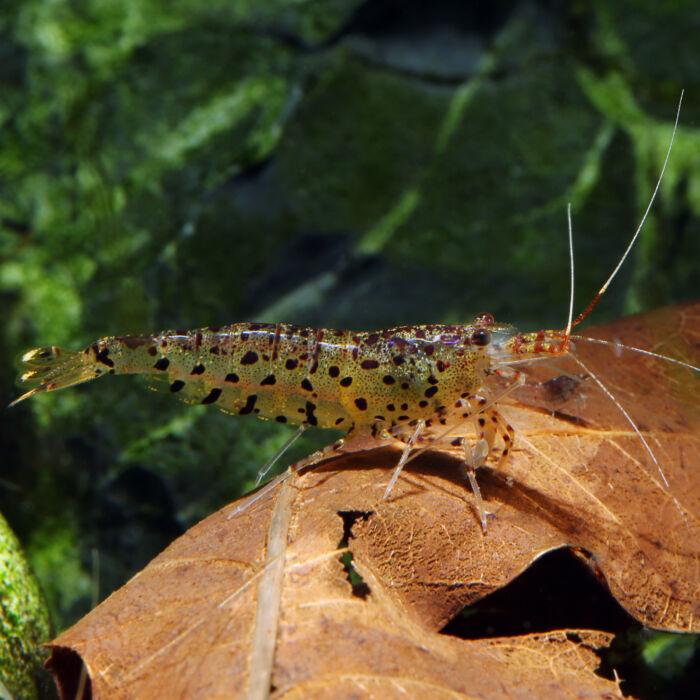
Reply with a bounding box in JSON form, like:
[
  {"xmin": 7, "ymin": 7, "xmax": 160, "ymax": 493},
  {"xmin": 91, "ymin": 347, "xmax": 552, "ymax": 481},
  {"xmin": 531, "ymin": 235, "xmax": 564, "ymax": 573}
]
[{"xmin": 11, "ymin": 316, "xmax": 579, "ymax": 533}]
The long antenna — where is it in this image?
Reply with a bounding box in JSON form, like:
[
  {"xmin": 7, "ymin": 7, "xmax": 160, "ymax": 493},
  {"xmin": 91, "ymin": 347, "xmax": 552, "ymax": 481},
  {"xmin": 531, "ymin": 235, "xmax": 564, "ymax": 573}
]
[
  {"xmin": 564, "ymin": 203, "xmax": 575, "ymax": 337},
  {"xmin": 570, "ymin": 334, "xmax": 698, "ymax": 371},
  {"xmin": 571, "ymin": 90, "xmax": 684, "ymax": 330}
]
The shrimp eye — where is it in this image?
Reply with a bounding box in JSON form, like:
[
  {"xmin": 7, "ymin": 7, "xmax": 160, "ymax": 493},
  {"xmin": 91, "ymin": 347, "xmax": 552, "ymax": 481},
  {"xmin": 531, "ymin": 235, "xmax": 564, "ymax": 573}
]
[
  {"xmin": 473, "ymin": 312, "xmax": 495, "ymax": 327},
  {"xmin": 471, "ymin": 329, "xmax": 491, "ymax": 347}
]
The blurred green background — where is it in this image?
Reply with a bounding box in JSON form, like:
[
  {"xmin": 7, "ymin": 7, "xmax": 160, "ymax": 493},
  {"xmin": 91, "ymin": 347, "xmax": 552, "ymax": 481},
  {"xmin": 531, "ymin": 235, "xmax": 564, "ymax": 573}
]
[{"xmin": 1, "ymin": 1, "xmax": 698, "ymax": 697}]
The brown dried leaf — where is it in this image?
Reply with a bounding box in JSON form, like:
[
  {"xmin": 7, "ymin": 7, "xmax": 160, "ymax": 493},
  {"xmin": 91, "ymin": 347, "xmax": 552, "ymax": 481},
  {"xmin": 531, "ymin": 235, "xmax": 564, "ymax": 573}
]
[
  {"xmin": 47, "ymin": 470, "xmax": 621, "ymax": 699},
  {"xmin": 46, "ymin": 303, "xmax": 699, "ymax": 698},
  {"xmin": 350, "ymin": 301, "xmax": 700, "ymax": 633}
]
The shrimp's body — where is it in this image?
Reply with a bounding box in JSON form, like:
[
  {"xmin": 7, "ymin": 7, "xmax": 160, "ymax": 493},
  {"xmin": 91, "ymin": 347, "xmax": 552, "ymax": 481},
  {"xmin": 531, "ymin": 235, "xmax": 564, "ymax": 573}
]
[
  {"xmin": 12, "ymin": 317, "xmax": 574, "ymax": 531},
  {"xmin": 14, "ymin": 321, "xmax": 511, "ymax": 429}
]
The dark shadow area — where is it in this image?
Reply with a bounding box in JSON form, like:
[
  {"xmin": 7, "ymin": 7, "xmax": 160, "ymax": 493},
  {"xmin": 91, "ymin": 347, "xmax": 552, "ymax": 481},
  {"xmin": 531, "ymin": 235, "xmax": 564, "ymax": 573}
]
[
  {"xmin": 45, "ymin": 647, "xmax": 91, "ymax": 700},
  {"xmin": 442, "ymin": 547, "xmax": 699, "ymax": 700},
  {"xmin": 443, "ymin": 547, "xmax": 632, "ymax": 638},
  {"xmin": 90, "ymin": 466, "xmax": 185, "ymax": 604}
]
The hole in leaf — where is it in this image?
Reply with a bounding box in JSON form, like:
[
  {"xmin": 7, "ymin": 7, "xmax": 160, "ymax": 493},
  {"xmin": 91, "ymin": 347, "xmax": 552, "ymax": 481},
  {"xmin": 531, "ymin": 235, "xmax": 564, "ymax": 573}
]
[
  {"xmin": 45, "ymin": 646, "xmax": 92, "ymax": 700},
  {"xmin": 442, "ymin": 548, "xmax": 633, "ymax": 639},
  {"xmin": 440, "ymin": 546, "xmax": 700, "ymax": 699},
  {"xmin": 337, "ymin": 510, "xmax": 372, "ymax": 599}
]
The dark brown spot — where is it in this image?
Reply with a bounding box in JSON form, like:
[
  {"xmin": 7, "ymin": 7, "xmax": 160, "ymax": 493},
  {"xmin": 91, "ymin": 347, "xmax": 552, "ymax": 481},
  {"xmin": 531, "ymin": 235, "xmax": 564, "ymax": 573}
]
[
  {"xmin": 301, "ymin": 378, "xmax": 313, "ymax": 391},
  {"xmin": 419, "ymin": 400, "xmax": 428, "ymax": 408},
  {"xmin": 424, "ymin": 386, "xmax": 438, "ymax": 398},
  {"xmin": 276, "ymin": 415, "xmax": 287, "ymax": 423},
  {"xmin": 382, "ymin": 375, "xmax": 395, "ymax": 385},
  {"xmin": 543, "ymin": 375, "xmax": 580, "ymax": 402},
  {"xmin": 239, "ymin": 394, "xmax": 258, "ymax": 415},
  {"xmin": 260, "ymin": 374, "xmax": 276, "ymax": 386},
  {"xmin": 478, "ymin": 417, "xmax": 486, "ymax": 427},
  {"xmin": 208, "ymin": 325, "xmax": 221, "ymax": 333},
  {"xmin": 360, "ymin": 359, "xmax": 379, "ymax": 370},
  {"xmin": 335, "ymin": 417, "xmax": 345, "ymax": 425},
  {"xmin": 305, "ymin": 401, "xmax": 318, "ymax": 426},
  {"xmin": 401, "ymin": 382, "xmax": 409, "ymax": 390},
  {"xmin": 170, "ymin": 380, "xmax": 185, "ymax": 392},
  {"xmin": 340, "ymin": 377, "xmax": 353, "ymax": 387},
  {"xmin": 386, "ymin": 403, "xmax": 395, "ymax": 411},
  {"xmin": 95, "ymin": 348, "xmax": 115, "ymax": 368},
  {"xmin": 154, "ymin": 358, "xmax": 170, "ymax": 371},
  {"xmin": 436, "ymin": 360, "xmax": 447, "ymax": 372},
  {"xmin": 117, "ymin": 335, "xmax": 148, "ymax": 350},
  {"xmin": 191, "ymin": 364, "xmax": 205, "ymax": 375},
  {"xmin": 286, "ymin": 358, "xmax": 298, "ymax": 370},
  {"xmin": 354, "ymin": 397, "xmax": 368, "ymax": 411},
  {"xmin": 365, "ymin": 333, "xmax": 380, "ymax": 345},
  {"xmin": 373, "ymin": 415, "xmax": 385, "ymax": 421},
  {"xmin": 195, "ymin": 332, "xmax": 203, "ymax": 348},
  {"xmin": 147, "ymin": 346, "xmax": 158, "ymax": 357},
  {"xmin": 393, "ymin": 355, "xmax": 405, "ymax": 366},
  {"xmin": 398, "ymin": 415, "xmax": 409, "ymax": 421},
  {"xmin": 240, "ymin": 351, "xmax": 258, "ymax": 365},
  {"xmin": 427, "ymin": 375, "xmax": 438, "ymax": 385},
  {"xmin": 424, "ymin": 344, "xmax": 434, "ymax": 356},
  {"xmin": 202, "ymin": 388, "xmax": 222, "ymax": 404},
  {"xmin": 352, "ymin": 347, "xmax": 359, "ymax": 360},
  {"xmin": 240, "ymin": 332, "xmax": 249, "ymax": 341},
  {"xmin": 401, "ymin": 403, "xmax": 408, "ymax": 411},
  {"xmin": 225, "ymin": 372, "xmax": 239, "ymax": 383},
  {"xmin": 328, "ymin": 365, "xmax": 340, "ymax": 378},
  {"xmin": 451, "ymin": 438, "xmax": 463, "ymax": 447},
  {"xmin": 209, "ymin": 346, "xmax": 220, "ymax": 355}
]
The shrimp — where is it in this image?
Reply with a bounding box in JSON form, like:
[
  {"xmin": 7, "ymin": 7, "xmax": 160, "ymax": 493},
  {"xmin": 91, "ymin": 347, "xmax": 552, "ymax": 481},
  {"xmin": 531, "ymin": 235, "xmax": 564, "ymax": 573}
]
[
  {"xmin": 10, "ymin": 95, "xmax": 695, "ymax": 534},
  {"xmin": 10, "ymin": 318, "xmax": 524, "ymax": 537}
]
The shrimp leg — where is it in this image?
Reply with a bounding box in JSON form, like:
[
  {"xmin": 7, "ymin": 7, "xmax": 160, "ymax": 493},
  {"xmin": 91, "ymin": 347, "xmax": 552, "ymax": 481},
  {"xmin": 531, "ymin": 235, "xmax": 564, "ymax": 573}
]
[{"xmin": 382, "ymin": 419, "xmax": 427, "ymax": 500}]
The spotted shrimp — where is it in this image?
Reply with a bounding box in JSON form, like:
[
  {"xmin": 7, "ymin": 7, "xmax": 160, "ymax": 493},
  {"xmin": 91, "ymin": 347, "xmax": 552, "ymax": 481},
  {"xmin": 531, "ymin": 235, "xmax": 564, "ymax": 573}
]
[{"xmin": 10, "ymin": 94, "xmax": 696, "ymax": 533}]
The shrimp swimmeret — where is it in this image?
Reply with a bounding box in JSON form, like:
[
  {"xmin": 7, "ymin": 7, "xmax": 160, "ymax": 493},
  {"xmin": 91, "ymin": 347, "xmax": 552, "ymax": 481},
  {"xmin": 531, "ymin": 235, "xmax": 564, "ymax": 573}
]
[{"xmin": 11, "ymin": 96, "xmax": 697, "ymax": 533}]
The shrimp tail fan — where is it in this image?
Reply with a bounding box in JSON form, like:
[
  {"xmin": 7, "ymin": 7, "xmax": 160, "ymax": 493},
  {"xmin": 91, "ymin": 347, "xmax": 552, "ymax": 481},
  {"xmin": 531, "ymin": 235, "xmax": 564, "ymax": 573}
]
[{"xmin": 9, "ymin": 346, "xmax": 100, "ymax": 406}]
